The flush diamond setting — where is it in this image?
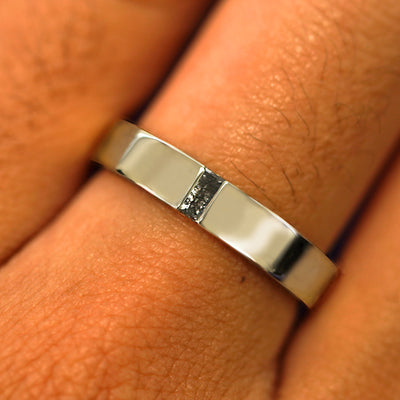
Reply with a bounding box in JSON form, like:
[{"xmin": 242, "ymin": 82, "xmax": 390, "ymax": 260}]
[{"xmin": 178, "ymin": 169, "xmax": 224, "ymax": 221}]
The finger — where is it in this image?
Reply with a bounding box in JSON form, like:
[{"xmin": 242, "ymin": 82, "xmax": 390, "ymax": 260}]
[
  {"xmin": 0, "ymin": 174, "xmax": 293, "ymax": 399},
  {"xmin": 278, "ymin": 148, "xmax": 400, "ymax": 400},
  {"xmin": 1, "ymin": 0, "xmax": 400, "ymax": 398},
  {"xmin": 142, "ymin": 0, "xmax": 400, "ymax": 251},
  {"xmin": 0, "ymin": 0, "xmax": 214, "ymax": 262}
]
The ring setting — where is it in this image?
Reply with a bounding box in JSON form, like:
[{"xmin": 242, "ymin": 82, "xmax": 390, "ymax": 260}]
[{"xmin": 93, "ymin": 120, "xmax": 338, "ymax": 307}]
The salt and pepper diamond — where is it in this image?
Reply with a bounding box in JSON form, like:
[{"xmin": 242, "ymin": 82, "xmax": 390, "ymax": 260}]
[{"xmin": 178, "ymin": 169, "xmax": 224, "ymax": 221}]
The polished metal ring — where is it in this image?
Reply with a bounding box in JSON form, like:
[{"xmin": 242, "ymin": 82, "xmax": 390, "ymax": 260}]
[{"xmin": 93, "ymin": 120, "xmax": 337, "ymax": 307}]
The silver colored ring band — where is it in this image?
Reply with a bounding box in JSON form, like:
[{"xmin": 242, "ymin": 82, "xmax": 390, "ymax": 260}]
[{"xmin": 94, "ymin": 120, "xmax": 337, "ymax": 307}]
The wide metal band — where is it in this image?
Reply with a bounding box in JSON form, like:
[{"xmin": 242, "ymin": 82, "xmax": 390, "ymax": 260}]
[{"xmin": 94, "ymin": 120, "xmax": 337, "ymax": 307}]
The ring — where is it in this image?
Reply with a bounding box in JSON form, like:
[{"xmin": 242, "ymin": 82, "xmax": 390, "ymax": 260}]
[{"xmin": 93, "ymin": 120, "xmax": 338, "ymax": 307}]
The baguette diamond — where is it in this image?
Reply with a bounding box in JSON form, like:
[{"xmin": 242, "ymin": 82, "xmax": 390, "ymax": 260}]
[
  {"xmin": 178, "ymin": 169, "xmax": 224, "ymax": 221},
  {"xmin": 94, "ymin": 121, "xmax": 338, "ymax": 307}
]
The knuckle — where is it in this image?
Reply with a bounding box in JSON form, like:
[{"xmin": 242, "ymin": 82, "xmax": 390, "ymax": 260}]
[{"xmin": 0, "ymin": 249, "xmax": 239, "ymax": 399}]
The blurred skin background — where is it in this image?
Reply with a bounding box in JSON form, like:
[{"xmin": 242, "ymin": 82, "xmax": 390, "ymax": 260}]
[{"xmin": 0, "ymin": 0, "xmax": 400, "ymax": 398}]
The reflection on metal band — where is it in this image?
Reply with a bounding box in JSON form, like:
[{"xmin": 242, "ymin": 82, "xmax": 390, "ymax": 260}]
[{"xmin": 94, "ymin": 120, "xmax": 338, "ymax": 307}]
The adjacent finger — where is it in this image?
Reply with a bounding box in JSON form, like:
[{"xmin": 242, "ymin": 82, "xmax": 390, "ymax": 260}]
[
  {"xmin": 1, "ymin": 0, "xmax": 400, "ymax": 398},
  {"xmin": 0, "ymin": 0, "xmax": 214, "ymax": 262},
  {"xmin": 278, "ymin": 149, "xmax": 400, "ymax": 400}
]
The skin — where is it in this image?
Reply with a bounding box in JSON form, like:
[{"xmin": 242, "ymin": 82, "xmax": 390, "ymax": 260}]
[
  {"xmin": 0, "ymin": 0, "xmax": 399, "ymax": 399},
  {"xmin": 0, "ymin": 0, "xmax": 214, "ymax": 262}
]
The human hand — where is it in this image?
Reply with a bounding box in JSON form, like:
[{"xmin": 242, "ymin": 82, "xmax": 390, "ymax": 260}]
[{"xmin": 1, "ymin": 0, "xmax": 400, "ymax": 398}]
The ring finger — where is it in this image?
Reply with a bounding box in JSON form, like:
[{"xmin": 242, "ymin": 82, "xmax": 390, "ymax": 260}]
[{"xmin": 1, "ymin": 0, "xmax": 400, "ymax": 398}]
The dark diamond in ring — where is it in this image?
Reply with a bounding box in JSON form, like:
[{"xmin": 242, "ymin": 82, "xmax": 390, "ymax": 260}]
[{"xmin": 178, "ymin": 169, "xmax": 224, "ymax": 221}]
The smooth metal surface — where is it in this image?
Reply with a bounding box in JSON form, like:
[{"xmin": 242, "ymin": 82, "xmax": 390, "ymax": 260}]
[
  {"xmin": 200, "ymin": 183, "xmax": 296, "ymax": 270},
  {"xmin": 94, "ymin": 120, "xmax": 338, "ymax": 307},
  {"xmin": 93, "ymin": 121, "xmax": 141, "ymax": 169},
  {"xmin": 96, "ymin": 121, "xmax": 203, "ymax": 208}
]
